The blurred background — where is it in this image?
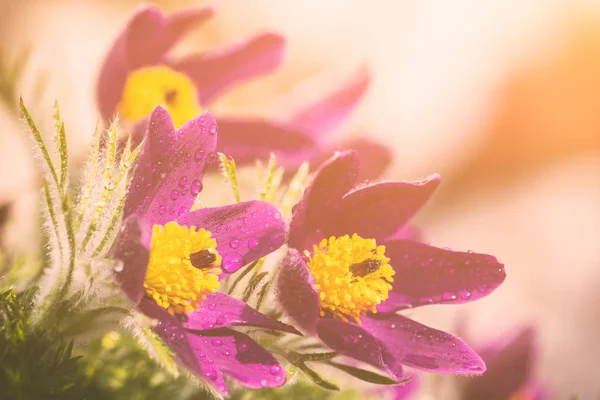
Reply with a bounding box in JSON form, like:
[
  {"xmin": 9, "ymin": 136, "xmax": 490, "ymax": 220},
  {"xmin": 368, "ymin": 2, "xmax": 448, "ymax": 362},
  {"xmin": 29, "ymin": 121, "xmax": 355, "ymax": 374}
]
[{"xmin": 1, "ymin": 0, "xmax": 599, "ymax": 397}]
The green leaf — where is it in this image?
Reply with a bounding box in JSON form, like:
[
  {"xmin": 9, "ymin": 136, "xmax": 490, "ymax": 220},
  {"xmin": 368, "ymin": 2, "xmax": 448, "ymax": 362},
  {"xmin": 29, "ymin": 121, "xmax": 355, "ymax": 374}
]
[
  {"xmin": 20, "ymin": 98, "xmax": 59, "ymax": 187},
  {"xmin": 42, "ymin": 178, "xmax": 64, "ymax": 266},
  {"xmin": 53, "ymin": 101, "xmax": 68, "ymax": 192},
  {"xmin": 76, "ymin": 120, "xmax": 102, "ymax": 228},
  {"xmin": 227, "ymin": 259, "xmax": 261, "ymax": 295},
  {"xmin": 219, "ymin": 152, "xmax": 241, "ymax": 203},
  {"xmin": 301, "ymin": 352, "xmax": 338, "ymax": 362},
  {"xmin": 241, "ymin": 271, "xmax": 269, "ymax": 303},
  {"xmin": 326, "ymin": 361, "xmax": 399, "ymax": 385}
]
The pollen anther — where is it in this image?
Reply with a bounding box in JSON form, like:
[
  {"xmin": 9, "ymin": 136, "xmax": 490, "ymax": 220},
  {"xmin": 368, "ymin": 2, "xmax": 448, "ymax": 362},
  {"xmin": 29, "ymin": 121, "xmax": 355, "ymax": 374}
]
[
  {"xmin": 144, "ymin": 222, "xmax": 222, "ymax": 316},
  {"xmin": 306, "ymin": 234, "xmax": 395, "ymax": 323}
]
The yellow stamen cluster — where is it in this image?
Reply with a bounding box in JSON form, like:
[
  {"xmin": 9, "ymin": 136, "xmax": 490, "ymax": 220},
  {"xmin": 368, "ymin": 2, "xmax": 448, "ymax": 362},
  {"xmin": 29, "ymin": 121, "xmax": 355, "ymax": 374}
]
[
  {"xmin": 305, "ymin": 234, "xmax": 395, "ymax": 323},
  {"xmin": 118, "ymin": 66, "xmax": 203, "ymax": 128},
  {"xmin": 144, "ymin": 222, "xmax": 222, "ymax": 315}
]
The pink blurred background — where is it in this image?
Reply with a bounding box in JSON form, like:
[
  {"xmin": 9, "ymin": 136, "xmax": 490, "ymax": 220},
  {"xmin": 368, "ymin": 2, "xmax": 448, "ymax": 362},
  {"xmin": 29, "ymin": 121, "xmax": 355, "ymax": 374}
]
[{"xmin": 1, "ymin": 0, "xmax": 599, "ymax": 397}]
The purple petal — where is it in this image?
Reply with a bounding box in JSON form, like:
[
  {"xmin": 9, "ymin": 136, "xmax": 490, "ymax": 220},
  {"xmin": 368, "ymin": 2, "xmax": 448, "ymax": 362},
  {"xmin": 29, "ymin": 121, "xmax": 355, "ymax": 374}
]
[
  {"xmin": 185, "ymin": 328, "xmax": 287, "ymax": 389},
  {"xmin": 138, "ymin": 299, "xmax": 229, "ymax": 395},
  {"xmin": 173, "ymin": 33, "xmax": 286, "ymax": 105},
  {"xmin": 175, "ymin": 201, "xmax": 287, "ymax": 276},
  {"xmin": 113, "ymin": 215, "xmax": 150, "ymax": 303},
  {"xmin": 287, "ymin": 67, "xmax": 370, "ymax": 139},
  {"xmin": 184, "ymin": 292, "xmax": 300, "ymax": 335},
  {"xmin": 97, "ymin": 5, "xmax": 213, "ymax": 119},
  {"xmin": 316, "ymin": 318, "xmax": 404, "ymax": 380},
  {"xmin": 163, "ymin": 6, "xmax": 214, "ymax": 54},
  {"xmin": 276, "ymin": 249, "xmax": 321, "ymax": 334},
  {"xmin": 288, "ymin": 151, "xmax": 359, "ymax": 250},
  {"xmin": 392, "ymin": 374, "xmax": 420, "ymax": 400},
  {"xmin": 318, "ymin": 315, "xmax": 486, "ymax": 377},
  {"xmin": 360, "ymin": 314, "xmax": 486, "ymax": 374},
  {"xmin": 378, "ymin": 241, "xmax": 506, "ymax": 312},
  {"xmin": 124, "ymin": 107, "xmax": 217, "ymax": 226},
  {"xmin": 462, "ymin": 328, "xmax": 536, "ymax": 400},
  {"xmin": 324, "ymin": 175, "xmax": 440, "ymax": 242},
  {"xmin": 216, "ymin": 117, "xmax": 316, "ymax": 167},
  {"xmin": 310, "ymin": 136, "xmax": 393, "ymax": 182}
]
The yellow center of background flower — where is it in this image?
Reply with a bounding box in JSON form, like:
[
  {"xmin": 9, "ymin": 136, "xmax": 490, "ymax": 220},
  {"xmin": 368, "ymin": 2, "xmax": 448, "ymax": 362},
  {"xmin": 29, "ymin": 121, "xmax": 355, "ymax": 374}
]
[
  {"xmin": 144, "ymin": 222, "xmax": 222, "ymax": 315},
  {"xmin": 305, "ymin": 234, "xmax": 395, "ymax": 323},
  {"xmin": 508, "ymin": 388, "xmax": 535, "ymax": 400},
  {"xmin": 118, "ymin": 66, "xmax": 203, "ymax": 128}
]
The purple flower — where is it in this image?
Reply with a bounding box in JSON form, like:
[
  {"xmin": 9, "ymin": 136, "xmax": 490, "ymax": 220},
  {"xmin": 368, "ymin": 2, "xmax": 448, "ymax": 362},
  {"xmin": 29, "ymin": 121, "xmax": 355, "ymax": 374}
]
[
  {"xmin": 113, "ymin": 106, "xmax": 298, "ymax": 395},
  {"xmin": 97, "ymin": 4, "xmax": 391, "ymax": 180},
  {"xmin": 460, "ymin": 327, "xmax": 547, "ymax": 400},
  {"xmin": 276, "ymin": 151, "xmax": 506, "ymax": 381}
]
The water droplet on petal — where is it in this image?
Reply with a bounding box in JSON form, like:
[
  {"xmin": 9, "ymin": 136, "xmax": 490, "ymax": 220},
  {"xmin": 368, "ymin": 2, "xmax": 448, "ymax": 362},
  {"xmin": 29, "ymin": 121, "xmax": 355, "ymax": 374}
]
[
  {"xmin": 248, "ymin": 238, "xmax": 260, "ymax": 250},
  {"xmin": 229, "ymin": 238, "xmax": 240, "ymax": 249},
  {"xmin": 203, "ymin": 323, "xmax": 214, "ymax": 329},
  {"xmin": 270, "ymin": 365, "xmax": 281, "ymax": 375},
  {"xmin": 190, "ymin": 180, "xmax": 203, "ymax": 196},
  {"xmin": 179, "ymin": 177, "xmax": 187, "ymax": 187},
  {"xmin": 269, "ymin": 233, "xmax": 285, "ymax": 246},
  {"xmin": 209, "ymin": 125, "xmax": 217, "ymax": 135},
  {"xmin": 158, "ymin": 206, "xmax": 166, "ymax": 214},
  {"xmin": 194, "ymin": 149, "xmax": 205, "ymax": 162},
  {"xmin": 273, "ymin": 212, "xmax": 282, "ymax": 220},
  {"xmin": 222, "ymin": 253, "xmax": 242, "ymax": 272},
  {"xmin": 238, "ymin": 343, "xmax": 248, "ymax": 353},
  {"xmin": 171, "ymin": 189, "xmax": 179, "ymax": 200},
  {"xmin": 114, "ymin": 261, "xmax": 124, "ymax": 272},
  {"xmin": 260, "ymin": 379, "xmax": 268, "ymax": 387}
]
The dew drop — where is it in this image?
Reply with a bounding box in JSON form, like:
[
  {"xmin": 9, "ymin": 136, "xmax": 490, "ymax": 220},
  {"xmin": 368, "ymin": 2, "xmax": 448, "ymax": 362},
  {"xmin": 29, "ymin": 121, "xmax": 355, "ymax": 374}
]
[
  {"xmin": 158, "ymin": 206, "xmax": 166, "ymax": 214},
  {"xmin": 209, "ymin": 125, "xmax": 217, "ymax": 135},
  {"xmin": 260, "ymin": 379, "xmax": 268, "ymax": 387},
  {"xmin": 248, "ymin": 237, "xmax": 260, "ymax": 251},
  {"xmin": 270, "ymin": 365, "xmax": 281, "ymax": 375},
  {"xmin": 170, "ymin": 189, "xmax": 179, "ymax": 200},
  {"xmin": 194, "ymin": 149, "xmax": 205, "ymax": 162},
  {"xmin": 179, "ymin": 177, "xmax": 187, "ymax": 187},
  {"xmin": 114, "ymin": 261, "xmax": 124, "ymax": 272},
  {"xmin": 269, "ymin": 233, "xmax": 284, "ymax": 246},
  {"xmin": 222, "ymin": 253, "xmax": 242, "ymax": 272},
  {"xmin": 229, "ymin": 238, "xmax": 240, "ymax": 249},
  {"xmin": 190, "ymin": 180, "xmax": 203, "ymax": 196},
  {"xmin": 203, "ymin": 323, "xmax": 214, "ymax": 329},
  {"xmin": 273, "ymin": 212, "xmax": 282, "ymax": 220},
  {"xmin": 238, "ymin": 343, "xmax": 248, "ymax": 353}
]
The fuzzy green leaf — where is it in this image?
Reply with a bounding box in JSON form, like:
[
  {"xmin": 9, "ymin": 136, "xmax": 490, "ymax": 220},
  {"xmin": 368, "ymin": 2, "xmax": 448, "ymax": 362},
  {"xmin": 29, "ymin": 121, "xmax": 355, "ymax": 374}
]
[
  {"xmin": 219, "ymin": 152, "xmax": 241, "ymax": 203},
  {"xmin": 326, "ymin": 361, "xmax": 399, "ymax": 385}
]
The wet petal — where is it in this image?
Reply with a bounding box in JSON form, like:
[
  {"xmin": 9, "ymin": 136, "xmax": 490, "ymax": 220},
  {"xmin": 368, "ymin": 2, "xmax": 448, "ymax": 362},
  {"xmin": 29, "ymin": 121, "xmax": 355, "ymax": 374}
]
[
  {"xmin": 173, "ymin": 33, "xmax": 286, "ymax": 105},
  {"xmin": 184, "ymin": 292, "xmax": 300, "ymax": 335},
  {"xmin": 463, "ymin": 328, "xmax": 536, "ymax": 400},
  {"xmin": 138, "ymin": 299, "xmax": 229, "ymax": 395},
  {"xmin": 289, "ymin": 151, "xmax": 359, "ymax": 249},
  {"xmin": 361, "ymin": 314, "xmax": 485, "ymax": 375},
  {"xmin": 113, "ymin": 215, "xmax": 150, "ymax": 303},
  {"xmin": 216, "ymin": 117, "xmax": 316, "ymax": 167},
  {"xmin": 276, "ymin": 249, "xmax": 321, "ymax": 334},
  {"xmin": 97, "ymin": 5, "xmax": 213, "ymax": 119},
  {"xmin": 392, "ymin": 374, "xmax": 421, "ymax": 400},
  {"xmin": 307, "ymin": 135, "xmax": 393, "ymax": 182},
  {"xmin": 163, "ymin": 6, "xmax": 214, "ymax": 53},
  {"xmin": 186, "ymin": 328, "xmax": 287, "ymax": 389},
  {"xmin": 175, "ymin": 201, "xmax": 287, "ymax": 276},
  {"xmin": 325, "ymin": 175, "xmax": 440, "ymax": 242},
  {"xmin": 316, "ymin": 318, "xmax": 404, "ymax": 380},
  {"xmin": 287, "ymin": 67, "xmax": 370, "ymax": 139},
  {"xmin": 124, "ymin": 107, "xmax": 217, "ymax": 226},
  {"xmin": 378, "ymin": 241, "xmax": 506, "ymax": 312}
]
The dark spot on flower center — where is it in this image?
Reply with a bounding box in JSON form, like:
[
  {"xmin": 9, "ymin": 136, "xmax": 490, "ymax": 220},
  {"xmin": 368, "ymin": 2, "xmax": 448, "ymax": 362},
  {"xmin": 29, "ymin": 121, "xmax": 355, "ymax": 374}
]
[
  {"xmin": 164, "ymin": 89, "xmax": 178, "ymax": 105},
  {"xmin": 349, "ymin": 258, "xmax": 382, "ymax": 277},
  {"xmin": 190, "ymin": 249, "xmax": 217, "ymax": 270}
]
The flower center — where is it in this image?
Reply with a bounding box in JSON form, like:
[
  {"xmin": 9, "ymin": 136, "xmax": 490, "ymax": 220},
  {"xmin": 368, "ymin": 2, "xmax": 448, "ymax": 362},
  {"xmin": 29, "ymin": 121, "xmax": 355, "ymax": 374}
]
[
  {"xmin": 144, "ymin": 222, "xmax": 222, "ymax": 316},
  {"xmin": 508, "ymin": 388, "xmax": 535, "ymax": 400},
  {"xmin": 118, "ymin": 66, "xmax": 202, "ymax": 128},
  {"xmin": 305, "ymin": 234, "xmax": 395, "ymax": 323}
]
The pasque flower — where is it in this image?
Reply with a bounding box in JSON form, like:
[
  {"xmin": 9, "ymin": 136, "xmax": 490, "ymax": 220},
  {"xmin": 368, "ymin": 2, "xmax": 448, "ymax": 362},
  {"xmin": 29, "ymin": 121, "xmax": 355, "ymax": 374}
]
[
  {"xmin": 460, "ymin": 327, "xmax": 546, "ymax": 400},
  {"xmin": 277, "ymin": 151, "xmax": 506, "ymax": 381},
  {"xmin": 97, "ymin": 3, "xmax": 391, "ymax": 180},
  {"xmin": 112, "ymin": 106, "xmax": 298, "ymax": 395}
]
